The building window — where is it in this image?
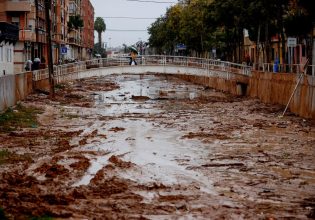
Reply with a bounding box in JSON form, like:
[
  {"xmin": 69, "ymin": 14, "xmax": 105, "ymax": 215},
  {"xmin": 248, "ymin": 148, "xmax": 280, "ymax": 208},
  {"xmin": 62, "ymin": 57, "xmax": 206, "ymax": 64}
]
[
  {"xmin": 7, "ymin": 48, "xmax": 12, "ymax": 62},
  {"xmin": 0, "ymin": 46, "xmax": 3, "ymax": 62},
  {"xmin": 12, "ymin": 17, "xmax": 20, "ymax": 27}
]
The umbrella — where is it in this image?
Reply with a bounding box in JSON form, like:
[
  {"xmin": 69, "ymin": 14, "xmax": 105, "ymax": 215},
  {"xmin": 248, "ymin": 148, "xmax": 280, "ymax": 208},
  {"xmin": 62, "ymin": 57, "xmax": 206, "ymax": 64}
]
[
  {"xmin": 34, "ymin": 57, "xmax": 41, "ymax": 62},
  {"xmin": 129, "ymin": 46, "xmax": 138, "ymax": 54}
]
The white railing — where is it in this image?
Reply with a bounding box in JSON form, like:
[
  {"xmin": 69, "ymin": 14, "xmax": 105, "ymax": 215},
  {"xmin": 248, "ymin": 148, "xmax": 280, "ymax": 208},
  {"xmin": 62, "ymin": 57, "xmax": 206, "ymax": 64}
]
[
  {"xmin": 253, "ymin": 62, "xmax": 315, "ymax": 75},
  {"xmin": 32, "ymin": 55, "xmax": 253, "ymax": 82}
]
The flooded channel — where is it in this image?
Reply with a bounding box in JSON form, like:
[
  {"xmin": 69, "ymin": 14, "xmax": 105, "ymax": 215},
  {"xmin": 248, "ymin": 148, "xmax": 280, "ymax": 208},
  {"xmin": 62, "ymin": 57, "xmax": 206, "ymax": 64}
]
[{"xmin": 0, "ymin": 74, "xmax": 314, "ymax": 219}]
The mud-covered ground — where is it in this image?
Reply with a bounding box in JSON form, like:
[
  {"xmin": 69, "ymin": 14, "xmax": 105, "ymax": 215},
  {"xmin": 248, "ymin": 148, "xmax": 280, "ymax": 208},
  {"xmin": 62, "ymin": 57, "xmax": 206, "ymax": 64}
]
[{"xmin": 0, "ymin": 74, "xmax": 314, "ymax": 219}]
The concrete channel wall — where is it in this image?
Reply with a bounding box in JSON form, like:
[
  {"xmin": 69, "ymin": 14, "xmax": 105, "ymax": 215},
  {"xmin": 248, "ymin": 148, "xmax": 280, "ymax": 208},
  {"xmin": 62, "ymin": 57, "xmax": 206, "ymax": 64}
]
[
  {"xmin": 174, "ymin": 71, "xmax": 315, "ymax": 119},
  {"xmin": 0, "ymin": 72, "xmax": 33, "ymax": 112},
  {"xmin": 248, "ymin": 72, "xmax": 315, "ymax": 119},
  {"xmin": 1, "ymin": 64, "xmax": 314, "ymax": 119}
]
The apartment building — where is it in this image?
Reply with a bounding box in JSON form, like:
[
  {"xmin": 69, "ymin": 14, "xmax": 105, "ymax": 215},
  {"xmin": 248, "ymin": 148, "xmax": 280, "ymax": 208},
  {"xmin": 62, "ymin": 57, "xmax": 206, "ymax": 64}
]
[
  {"xmin": 0, "ymin": 21, "xmax": 19, "ymax": 76},
  {"xmin": 51, "ymin": 0, "xmax": 69, "ymax": 63},
  {"xmin": 81, "ymin": 0, "xmax": 94, "ymax": 60},
  {"xmin": 0, "ymin": 0, "xmax": 94, "ymax": 74},
  {"xmin": 0, "ymin": 0, "xmax": 33, "ymax": 73}
]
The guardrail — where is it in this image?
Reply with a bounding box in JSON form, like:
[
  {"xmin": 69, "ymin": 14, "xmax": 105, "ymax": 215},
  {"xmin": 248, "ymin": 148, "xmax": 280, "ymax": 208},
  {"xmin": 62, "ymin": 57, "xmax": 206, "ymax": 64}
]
[{"xmin": 32, "ymin": 55, "xmax": 253, "ymax": 82}]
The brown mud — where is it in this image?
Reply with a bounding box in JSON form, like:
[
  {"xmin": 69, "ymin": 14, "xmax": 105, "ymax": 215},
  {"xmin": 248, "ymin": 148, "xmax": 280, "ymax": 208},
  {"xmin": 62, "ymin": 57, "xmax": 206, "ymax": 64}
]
[{"xmin": 0, "ymin": 74, "xmax": 314, "ymax": 219}]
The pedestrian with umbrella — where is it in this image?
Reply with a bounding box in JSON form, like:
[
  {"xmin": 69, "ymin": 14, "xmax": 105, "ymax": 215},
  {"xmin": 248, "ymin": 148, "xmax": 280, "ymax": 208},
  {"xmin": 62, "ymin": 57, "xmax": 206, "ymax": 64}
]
[{"xmin": 129, "ymin": 46, "xmax": 138, "ymax": 65}]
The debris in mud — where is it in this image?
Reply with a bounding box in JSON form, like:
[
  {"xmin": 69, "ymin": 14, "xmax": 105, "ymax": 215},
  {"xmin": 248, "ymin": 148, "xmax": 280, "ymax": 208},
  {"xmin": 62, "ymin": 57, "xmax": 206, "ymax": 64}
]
[
  {"xmin": 201, "ymin": 162, "xmax": 245, "ymax": 167},
  {"xmin": 109, "ymin": 127, "xmax": 125, "ymax": 132},
  {"xmin": 182, "ymin": 132, "xmax": 231, "ymax": 141},
  {"xmin": 65, "ymin": 94, "xmax": 84, "ymax": 99},
  {"xmin": 131, "ymin": 95, "xmax": 150, "ymax": 101},
  {"xmin": 159, "ymin": 90, "xmax": 168, "ymax": 96}
]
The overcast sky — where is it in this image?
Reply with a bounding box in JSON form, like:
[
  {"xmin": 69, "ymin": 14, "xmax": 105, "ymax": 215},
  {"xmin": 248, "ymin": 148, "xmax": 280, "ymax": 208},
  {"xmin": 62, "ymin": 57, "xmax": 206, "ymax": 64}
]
[{"xmin": 90, "ymin": 0, "xmax": 176, "ymax": 48}]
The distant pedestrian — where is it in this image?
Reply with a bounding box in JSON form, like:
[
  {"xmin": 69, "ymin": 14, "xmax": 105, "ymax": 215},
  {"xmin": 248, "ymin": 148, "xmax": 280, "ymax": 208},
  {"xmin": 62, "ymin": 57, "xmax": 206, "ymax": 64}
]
[
  {"xmin": 32, "ymin": 58, "xmax": 40, "ymax": 70},
  {"xmin": 273, "ymin": 57, "xmax": 279, "ymax": 73},
  {"xmin": 129, "ymin": 51, "xmax": 137, "ymax": 65},
  {"xmin": 24, "ymin": 60, "xmax": 32, "ymax": 71}
]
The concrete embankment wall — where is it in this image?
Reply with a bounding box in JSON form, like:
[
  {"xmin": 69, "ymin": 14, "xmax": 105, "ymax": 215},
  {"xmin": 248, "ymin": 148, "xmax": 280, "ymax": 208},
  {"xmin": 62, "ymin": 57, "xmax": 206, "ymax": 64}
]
[
  {"xmin": 248, "ymin": 72, "xmax": 315, "ymax": 119},
  {"xmin": 0, "ymin": 72, "xmax": 33, "ymax": 112},
  {"xmin": 175, "ymin": 72, "xmax": 315, "ymax": 119}
]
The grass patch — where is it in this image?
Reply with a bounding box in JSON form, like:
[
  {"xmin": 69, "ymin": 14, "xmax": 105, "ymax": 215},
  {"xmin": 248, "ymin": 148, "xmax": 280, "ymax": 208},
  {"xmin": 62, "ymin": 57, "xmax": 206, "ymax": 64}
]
[
  {"xmin": 0, "ymin": 104, "xmax": 42, "ymax": 132},
  {"xmin": 0, "ymin": 149, "xmax": 33, "ymax": 165}
]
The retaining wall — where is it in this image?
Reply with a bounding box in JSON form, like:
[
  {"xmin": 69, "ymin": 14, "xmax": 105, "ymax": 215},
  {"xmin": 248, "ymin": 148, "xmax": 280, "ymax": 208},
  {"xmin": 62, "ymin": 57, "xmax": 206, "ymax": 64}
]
[
  {"xmin": 0, "ymin": 72, "xmax": 32, "ymax": 112},
  {"xmin": 248, "ymin": 71, "xmax": 315, "ymax": 119},
  {"xmin": 175, "ymin": 72, "xmax": 315, "ymax": 119}
]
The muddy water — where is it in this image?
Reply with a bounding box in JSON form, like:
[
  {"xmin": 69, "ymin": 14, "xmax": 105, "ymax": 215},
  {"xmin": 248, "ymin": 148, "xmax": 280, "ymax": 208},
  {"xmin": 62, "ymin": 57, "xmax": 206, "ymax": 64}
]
[
  {"xmin": 74, "ymin": 75, "xmax": 216, "ymax": 192},
  {"xmin": 0, "ymin": 74, "xmax": 314, "ymax": 219}
]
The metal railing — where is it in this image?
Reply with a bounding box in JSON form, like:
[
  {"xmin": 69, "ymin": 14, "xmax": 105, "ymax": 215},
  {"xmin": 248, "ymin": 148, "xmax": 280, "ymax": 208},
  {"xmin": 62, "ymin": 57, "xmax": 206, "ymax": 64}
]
[
  {"xmin": 32, "ymin": 55, "xmax": 253, "ymax": 82},
  {"xmin": 252, "ymin": 62, "xmax": 315, "ymax": 75}
]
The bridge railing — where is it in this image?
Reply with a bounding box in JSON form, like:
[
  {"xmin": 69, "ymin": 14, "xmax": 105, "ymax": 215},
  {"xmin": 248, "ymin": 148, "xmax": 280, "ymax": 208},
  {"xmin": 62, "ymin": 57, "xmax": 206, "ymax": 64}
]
[
  {"xmin": 252, "ymin": 62, "xmax": 315, "ymax": 76},
  {"xmin": 32, "ymin": 55, "xmax": 252, "ymax": 82}
]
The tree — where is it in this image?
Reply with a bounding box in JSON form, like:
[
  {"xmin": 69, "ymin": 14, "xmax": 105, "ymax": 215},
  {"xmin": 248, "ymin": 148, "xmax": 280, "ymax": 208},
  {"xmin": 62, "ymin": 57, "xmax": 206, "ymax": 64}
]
[
  {"xmin": 284, "ymin": 0, "xmax": 315, "ymax": 69},
  {"xmin": 211, "ymin": 0, "xmax": 247, "ymax": 62},
  {"xmin": 93, "ymin": 43, "xmax": 106, "ymax": 58},
  {"xmin": 68, "ymin": 15, "xmax": 84, "ymax": 31},
  {"xmin": 94, "ymin": 17, "xmax": 106, "ymax": 49},
  {"xmin": 179, "ymin": 0, "xmax": 212, "ymax": 57},
  {"xmin": 148, "ymin": 16, "xmax": 168, "ymax": 54}
]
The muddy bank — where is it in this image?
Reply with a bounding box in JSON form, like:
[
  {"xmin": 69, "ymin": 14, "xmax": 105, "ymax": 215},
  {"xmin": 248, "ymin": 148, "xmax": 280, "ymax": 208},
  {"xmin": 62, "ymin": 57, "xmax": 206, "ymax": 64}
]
[{"xmin": 0, "ymin": 74, "xmax": 314, "ymax": 219}]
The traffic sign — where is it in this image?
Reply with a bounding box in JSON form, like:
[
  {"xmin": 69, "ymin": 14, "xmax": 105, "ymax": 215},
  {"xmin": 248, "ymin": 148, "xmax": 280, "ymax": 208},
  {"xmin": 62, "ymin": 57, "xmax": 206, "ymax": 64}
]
[
  {"xmin": 176, "ymin": 44, "xmax": 187, "ymax": 50},
  {"xmin": 287, "ymin": 37, "xmax": 297, "ymax": 47},
  {"xmin": 61, "ymin": 47, "xmax": 67, "ymax": 54}
]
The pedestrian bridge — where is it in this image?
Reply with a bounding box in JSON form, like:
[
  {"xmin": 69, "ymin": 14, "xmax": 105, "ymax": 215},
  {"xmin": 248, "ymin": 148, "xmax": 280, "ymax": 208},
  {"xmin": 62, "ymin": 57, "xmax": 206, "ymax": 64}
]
[{"xmin": 33, "ymin": 55, "xmax": 252, "ymax": 86}]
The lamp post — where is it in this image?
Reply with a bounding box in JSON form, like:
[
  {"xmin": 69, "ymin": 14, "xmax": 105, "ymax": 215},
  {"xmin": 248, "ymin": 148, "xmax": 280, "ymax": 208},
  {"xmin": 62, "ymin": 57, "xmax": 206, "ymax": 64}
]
[{"xmin": 44, "ymin": 0, "xmax": 55, "ymax": 98}]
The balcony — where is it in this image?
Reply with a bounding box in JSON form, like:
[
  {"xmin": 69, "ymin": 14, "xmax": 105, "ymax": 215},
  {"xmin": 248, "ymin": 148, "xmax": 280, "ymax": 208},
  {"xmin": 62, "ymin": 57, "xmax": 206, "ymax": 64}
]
[
  {"xmin": 5, "ymin": 0, "xmax": 31, "ymax": 12},
  {"xmin": 19, "ymin": 29, "xmax": 36, "ymax": 42},
  {"xmin": 0, "ymin": 22, "xmax": 19, "ymax": 44},
  {"xmin": 36, "ymin": 32, "xmax": 46, "ymax": 43},
  {"xmin": 68, "ymin": 37, "xmax": 81, "ymax": 46}
]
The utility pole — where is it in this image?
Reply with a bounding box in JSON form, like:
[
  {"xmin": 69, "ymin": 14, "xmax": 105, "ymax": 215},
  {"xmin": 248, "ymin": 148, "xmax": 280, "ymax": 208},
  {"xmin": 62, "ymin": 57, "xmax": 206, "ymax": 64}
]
[{"xmin": 44, "ymin": 0, "xmax": 55, "ymax": 98}]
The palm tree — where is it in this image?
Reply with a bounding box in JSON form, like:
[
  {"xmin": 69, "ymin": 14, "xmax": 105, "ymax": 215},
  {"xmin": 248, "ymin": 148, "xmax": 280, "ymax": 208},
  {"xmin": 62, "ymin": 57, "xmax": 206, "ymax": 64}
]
[{"xmin": 94, "ymin": 17, "xmax": 106, "ymax": 49}]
